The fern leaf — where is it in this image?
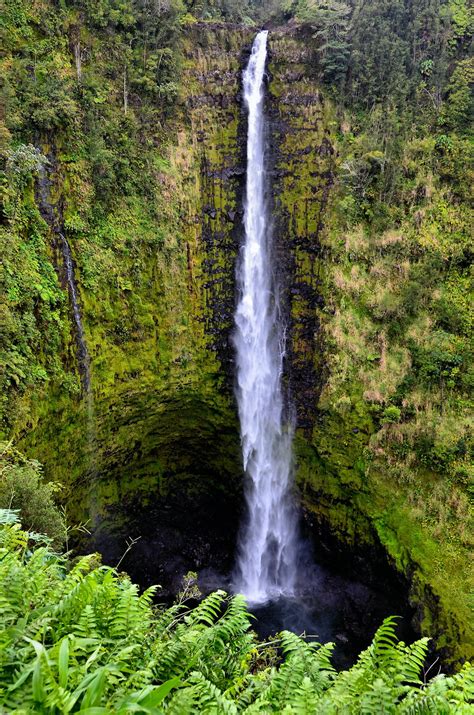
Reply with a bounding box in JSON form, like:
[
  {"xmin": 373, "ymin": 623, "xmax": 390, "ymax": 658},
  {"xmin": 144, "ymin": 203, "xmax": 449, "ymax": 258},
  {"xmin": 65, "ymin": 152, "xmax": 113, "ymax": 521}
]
[{"xmin": 184, "ymin": 590, "xmax": 226, "ymax": 627}]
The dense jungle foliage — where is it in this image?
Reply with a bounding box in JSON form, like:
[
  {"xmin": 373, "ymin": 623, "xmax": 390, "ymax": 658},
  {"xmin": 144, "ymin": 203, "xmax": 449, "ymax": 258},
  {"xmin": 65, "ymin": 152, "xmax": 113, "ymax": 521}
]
[
  {"xmin": 302, "ymin": 0, "xmax": 474, "ymax": 655},
  {"xmin": 0, "ymin": 0, "xmax": 473, "ymax": 708},
  {"xmin": 1, "ymin": 0, "xmax": 472, "ymax": 463},
  {"xmin": 256, "ymin": 0, "xmax": 472, "ymax": 665},
  {"xmin": 1, "ymin": 512, "xmax": 473, "ymax": 713}
]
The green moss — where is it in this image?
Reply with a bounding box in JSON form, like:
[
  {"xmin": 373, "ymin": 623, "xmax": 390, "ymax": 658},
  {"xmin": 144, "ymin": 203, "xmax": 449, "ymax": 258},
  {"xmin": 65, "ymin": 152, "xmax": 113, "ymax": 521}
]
[
  {"xmin": 2, "ymin": 12, "xmax": 472, "ymax": 670},
  {"xmin": 294, "ymin": 392, "xmax": 473, "ymax": 664}
]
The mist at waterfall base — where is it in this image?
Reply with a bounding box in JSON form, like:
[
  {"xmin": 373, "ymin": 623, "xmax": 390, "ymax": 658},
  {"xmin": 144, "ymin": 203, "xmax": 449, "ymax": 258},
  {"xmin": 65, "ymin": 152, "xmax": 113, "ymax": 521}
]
[{"xmin": 198, "ymin": 541, "xmax": 415, "ymax": 670}]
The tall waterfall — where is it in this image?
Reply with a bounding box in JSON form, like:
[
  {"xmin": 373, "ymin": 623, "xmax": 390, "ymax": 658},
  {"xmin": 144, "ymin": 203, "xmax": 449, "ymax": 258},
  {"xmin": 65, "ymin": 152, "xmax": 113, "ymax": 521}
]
[{"xmin": 233, "ymin": 31, "xmax": 300, "ymax": 604}]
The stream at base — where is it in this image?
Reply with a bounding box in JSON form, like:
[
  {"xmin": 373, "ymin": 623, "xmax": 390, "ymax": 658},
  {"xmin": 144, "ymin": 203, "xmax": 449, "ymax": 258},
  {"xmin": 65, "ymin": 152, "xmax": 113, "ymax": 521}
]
[
  {"xmin": 199, "ymin": 561, "xmax": 415, "ymax": 670},
  {"xmin": 90, "ymin": 497, "xmax": 416, "ymax": 671}
]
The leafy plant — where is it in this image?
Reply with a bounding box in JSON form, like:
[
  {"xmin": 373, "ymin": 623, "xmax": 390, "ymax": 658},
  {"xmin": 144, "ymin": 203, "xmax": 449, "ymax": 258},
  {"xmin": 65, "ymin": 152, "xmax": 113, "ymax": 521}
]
[
  {"xmin": 382, "ymin": 406, "xmax": 402, "ymax": 424},
  {"xmin": 0, "ymin": 518, "xmax": 472, "ymax": 712},
  {"xmin": 0, "ymin": 442, "xmax": 66, "ymax": 547}
]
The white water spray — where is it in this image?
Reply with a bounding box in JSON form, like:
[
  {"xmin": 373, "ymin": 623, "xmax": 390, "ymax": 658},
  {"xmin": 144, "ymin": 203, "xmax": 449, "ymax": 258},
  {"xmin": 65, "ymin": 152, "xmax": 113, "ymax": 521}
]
[{"xmin": 233, "ymin": 31, "xmax": 300, "ymax": 604}]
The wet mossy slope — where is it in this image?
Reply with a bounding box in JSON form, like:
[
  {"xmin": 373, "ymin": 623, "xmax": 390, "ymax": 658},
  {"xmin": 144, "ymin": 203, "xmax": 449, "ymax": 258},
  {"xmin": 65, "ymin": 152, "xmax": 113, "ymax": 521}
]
[
  {"xmin": 6, "ymin": 22, "xmax": 255, "ymax": 564},
  {"xmin": 267, "ymin": 30, "xmax": 472, "ymax": 665},
  {"xmin": 1, "ymin": 9, "xmax": 471, "ymax": 667}
]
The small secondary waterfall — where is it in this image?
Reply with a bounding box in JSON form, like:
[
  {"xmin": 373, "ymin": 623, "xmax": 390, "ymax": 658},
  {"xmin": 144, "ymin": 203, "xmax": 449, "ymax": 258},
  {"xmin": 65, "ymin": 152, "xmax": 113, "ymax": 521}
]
[
  {"xmin": 59, "ymin": 232, "xmax": 91, "ymax": 393},
  {"xmin": 233, "ymin": 31, "xmax": 300, "ymax": 604},
  {"xmin": 37, "ymin": 163, "xmax": 91, "ymax": 393}
]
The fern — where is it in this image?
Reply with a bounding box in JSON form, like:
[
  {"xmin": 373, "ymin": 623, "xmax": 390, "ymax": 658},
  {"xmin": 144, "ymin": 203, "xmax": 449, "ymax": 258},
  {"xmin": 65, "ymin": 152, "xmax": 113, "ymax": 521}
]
[
  {"xmin": 165, "ymin": 686, "xmax": 199, "ymax": 714},
  {"xmin": 398, "ymin": 638, "xmax": 430, "ymax": 684},
  {"xmin": 359, "ymin": 676, "xmax": 398, "ymax": 713},
  {"xmin": 0, "ymin": 508, "xmax": 21, "ymax": 525},
  {"xmin": 186, "ymin": 671, "xmax": 239, "ymax": 714},
  {"xmin": 400, "ymin": 694, "xmax": 451, "ymax": 714},
  {"xmin": 0, "ymin": 521, "xmax": 472, "ymax": 713},
  {"xmin": 287, "ymin": 675, "xmax": 321, "ymax": 713},
  {"xmin": 109, "ymin": 580, "xmax": 144, "ymax": 638},
  {"xmin": 74, "ymin": 604, "xmax": 99, "ymax": 638},
  {"xmin": 370, "ymin": 615, "xmax": 400, "ymax": 669},
  {"xmin": 183, "ymin": 589, "xmax": 227, "ymax": 627}
]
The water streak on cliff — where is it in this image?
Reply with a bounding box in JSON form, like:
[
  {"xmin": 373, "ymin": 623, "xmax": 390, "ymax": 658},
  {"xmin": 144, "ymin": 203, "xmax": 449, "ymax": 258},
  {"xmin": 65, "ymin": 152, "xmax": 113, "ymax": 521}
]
[
  {"xmin": 59, "ymin": 232, "xmax": 91, "ymax": 392},
  {"xmin": 37, "ymin": 163, "xmax": 91, "ymax": 393}
]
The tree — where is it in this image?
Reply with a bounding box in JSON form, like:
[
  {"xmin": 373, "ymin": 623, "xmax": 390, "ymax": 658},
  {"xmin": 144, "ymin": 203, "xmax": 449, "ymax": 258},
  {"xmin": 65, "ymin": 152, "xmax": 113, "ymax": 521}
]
[
  {"xmin": 440, "ymin": 57, "xmax": 474, "ymax": 131},
  {"xmin": 295, "ymin": 0, "xmax": 351, "ymax": 85}
]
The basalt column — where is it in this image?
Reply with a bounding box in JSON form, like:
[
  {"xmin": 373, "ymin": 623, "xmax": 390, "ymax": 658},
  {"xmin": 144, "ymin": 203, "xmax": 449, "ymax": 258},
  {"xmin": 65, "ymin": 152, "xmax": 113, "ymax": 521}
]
[{"xmin": 267, "ymin": 32, "xmax": 335, "ymax": 431}]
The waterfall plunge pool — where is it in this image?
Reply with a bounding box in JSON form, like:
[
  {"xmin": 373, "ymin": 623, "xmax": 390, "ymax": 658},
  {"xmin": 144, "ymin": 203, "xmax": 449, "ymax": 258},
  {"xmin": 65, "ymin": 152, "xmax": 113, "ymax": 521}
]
[
  {"xmin": 199, "ymin": 559, "xmax": 416, "ymax": 671},
  {"xmin": 88, "ymin": 490, "xmax": 416, "ymax": 670}
]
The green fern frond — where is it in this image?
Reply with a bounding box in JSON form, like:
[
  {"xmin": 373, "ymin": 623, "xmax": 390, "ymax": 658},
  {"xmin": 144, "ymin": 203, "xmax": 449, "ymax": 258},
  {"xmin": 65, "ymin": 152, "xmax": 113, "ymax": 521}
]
[
  {"xmin": 264, "ymin": 657, "xmax": 307, "ymax": 707},
  {"xmin": 138, "ymin": 584, "xmax": 160, "ymax": 609},
  {"xmin": 280, "ymin": 629, "xmax": 316, "ymax": 657},
  {"xmin": 165, "ymin": 686, "xmax": 198, "ymax": 714},
  {"xmin": 311, "ymin": 641, "xmax": 336, "ymax": 674},
  {"xmin": 0, "ymin": 509, "xmax": 21, "ymax": 525},
  {"xmin": 184, "ymin": 590, "xmax": 227, "ymax": 627},
  {"xmin": 187, "ymin": 671, "xmax": 239, "ymax": 714},
  {"xmin": 370, "ymin": 615, "xmax": 400, "ymax": 665},
  {"xmin": 400, "ymin": 694, "xmax": 451, "ymax": 714},
  {"xmin": 399, "ymin": 638, "xmax": 430, "ymax": 684},
  {"xmin": 359, "ymin": 675, "xmax": 397, "ymax": 712},
  {"xmin": 110, "ymin": 580, "xmax": 146, "ymax": 638},
  {"xmin": 154, "ymin": 638, "xmax": 189, "ymax": 680},
  {"xmin": 74, "ymin": 604, "xmax": 99, "ymax": 638}
]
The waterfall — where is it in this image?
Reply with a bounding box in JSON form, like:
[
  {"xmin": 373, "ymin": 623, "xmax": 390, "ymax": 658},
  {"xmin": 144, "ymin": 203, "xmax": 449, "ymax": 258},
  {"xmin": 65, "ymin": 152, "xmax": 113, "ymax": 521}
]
[
  {"xmin": 59, "ymin": 232, "xmax": 91, "ymax": 393},
  {"xmin": 233, "ymin": 31, "xmax": 300, "ymax": 605},
  {"xmin": 37, "ymin": 163, "xmax": 91, "ymax": 393}
]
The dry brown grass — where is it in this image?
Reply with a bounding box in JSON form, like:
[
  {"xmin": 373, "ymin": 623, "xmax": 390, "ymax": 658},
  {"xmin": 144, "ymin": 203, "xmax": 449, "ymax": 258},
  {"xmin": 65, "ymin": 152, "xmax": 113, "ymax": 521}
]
[
  {"xmin": 376, "ymin": 230, "xmax": 404, "ymax": 247},
  {"xmin": 331, "ymin": 308, "xmax": 374, "ymax": 357},
  {"xmin": 360, "ymin": 342, "xmax": 411, "ymax": 404},
  {"xmin": 333, "ymin": 265, "xmax": 366, "ymax": 295},
  {"xmin": 344, "ymin": 225, "xmax": 370, "ymax": 255}
]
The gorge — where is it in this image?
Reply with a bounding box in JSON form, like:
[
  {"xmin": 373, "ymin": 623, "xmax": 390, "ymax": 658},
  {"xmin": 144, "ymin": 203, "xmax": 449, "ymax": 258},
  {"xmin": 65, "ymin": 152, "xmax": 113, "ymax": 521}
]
[{"xmin": 1, "ymin": 1, "xmax": 473, "ymax": 709}]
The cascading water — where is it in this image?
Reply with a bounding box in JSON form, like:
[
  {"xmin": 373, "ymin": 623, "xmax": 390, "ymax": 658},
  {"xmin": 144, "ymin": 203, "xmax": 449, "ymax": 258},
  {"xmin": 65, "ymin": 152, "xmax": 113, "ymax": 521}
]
[
  {"xmin": 37, "ymin": 160, "xmax": 96, "ymax": 489},
  {"xmin": 233, "ymin": 31, "xmax": 300, "ymax": 605},
  {"xmin": 59, "ymin": 232, "xmax": 91, "ymax": 393}
]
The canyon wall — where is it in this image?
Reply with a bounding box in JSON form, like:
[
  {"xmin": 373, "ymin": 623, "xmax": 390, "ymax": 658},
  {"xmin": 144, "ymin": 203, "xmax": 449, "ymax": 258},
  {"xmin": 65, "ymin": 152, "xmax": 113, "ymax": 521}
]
[{"xmin": 5, "ymin": 25, "xmax": 472, "ymax": 664}]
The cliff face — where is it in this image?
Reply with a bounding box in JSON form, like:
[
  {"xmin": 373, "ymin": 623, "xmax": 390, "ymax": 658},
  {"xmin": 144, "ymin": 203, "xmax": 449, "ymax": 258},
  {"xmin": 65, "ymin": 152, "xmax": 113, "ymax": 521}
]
[
  {"xmin": 3, "ymin": 21, "xmax": 471, "ymax": 664},
  {"xmin": 267, "ymin": 32, "xmax": 334, "ymax": 429},
  {"xmin": 12, "ymin": 24, "xmax": 255, "ymax": 591}
]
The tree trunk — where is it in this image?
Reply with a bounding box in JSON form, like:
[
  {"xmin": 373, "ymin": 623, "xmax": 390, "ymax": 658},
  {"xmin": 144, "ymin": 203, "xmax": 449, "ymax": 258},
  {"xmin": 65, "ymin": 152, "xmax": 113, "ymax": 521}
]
[
  {"xmin": 123, "ymin": 68, "xmax": 128, "ymax": 114},
  {"xmin": 74, "ymin": 41, "xmax": 82, "ymax": 82}
]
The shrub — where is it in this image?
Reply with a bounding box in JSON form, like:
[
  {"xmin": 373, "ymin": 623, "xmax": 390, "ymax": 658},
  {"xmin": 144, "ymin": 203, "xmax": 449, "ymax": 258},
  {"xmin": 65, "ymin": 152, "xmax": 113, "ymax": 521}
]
[
  {"xmin": 0, "ymin": 443, "xmax": 65, "ymax": 547},
  {"xmin": 0, "ymin": 519, "xmax": 472, "ymax": 712},
  {"xmin": 382, "ymin": 405, "xmax": 402, "ymax": 424}
]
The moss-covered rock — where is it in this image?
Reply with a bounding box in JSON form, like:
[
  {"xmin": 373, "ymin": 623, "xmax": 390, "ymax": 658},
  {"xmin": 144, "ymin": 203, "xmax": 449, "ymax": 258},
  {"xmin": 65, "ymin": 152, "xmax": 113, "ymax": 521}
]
[
  {"xmin": 2, "ymin": 11, "xmax": 471, "ymax": 667},
  {"xmin": 8, "ymin": 23, "xmax": 253, "ymax": 555}
]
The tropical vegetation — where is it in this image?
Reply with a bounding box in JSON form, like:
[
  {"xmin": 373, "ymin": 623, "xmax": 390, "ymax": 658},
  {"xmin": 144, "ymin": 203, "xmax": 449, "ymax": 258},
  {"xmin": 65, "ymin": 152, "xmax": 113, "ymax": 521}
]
[
  {"xmin": 0, "ymin": 0, "xmax": 472, "ymax": 709},
  {"xmin": 1, "ymin": 512, "xmax": 473, "ymax": 713}
]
